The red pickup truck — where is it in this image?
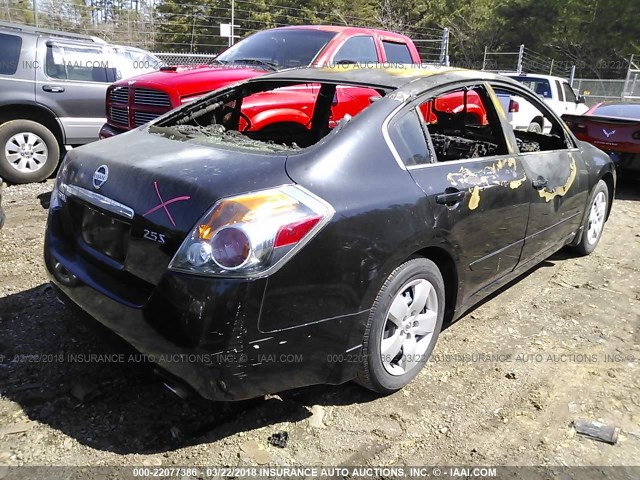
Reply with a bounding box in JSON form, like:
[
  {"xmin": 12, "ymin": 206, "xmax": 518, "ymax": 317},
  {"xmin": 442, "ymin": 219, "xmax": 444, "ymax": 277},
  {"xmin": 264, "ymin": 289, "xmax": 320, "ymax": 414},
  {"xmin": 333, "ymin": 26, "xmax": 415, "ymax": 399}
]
[{"xmin": 99, "ymin": 25, "xmax": 421, "ymax": 138}]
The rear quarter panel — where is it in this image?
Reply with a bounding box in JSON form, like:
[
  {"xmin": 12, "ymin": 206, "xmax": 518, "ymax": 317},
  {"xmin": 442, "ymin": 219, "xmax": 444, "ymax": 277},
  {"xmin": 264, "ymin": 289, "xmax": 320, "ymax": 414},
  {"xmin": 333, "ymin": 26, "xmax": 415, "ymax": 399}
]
[{"xmin": 261, "ymin": 99, "xmax": 453, "ymax": 337}]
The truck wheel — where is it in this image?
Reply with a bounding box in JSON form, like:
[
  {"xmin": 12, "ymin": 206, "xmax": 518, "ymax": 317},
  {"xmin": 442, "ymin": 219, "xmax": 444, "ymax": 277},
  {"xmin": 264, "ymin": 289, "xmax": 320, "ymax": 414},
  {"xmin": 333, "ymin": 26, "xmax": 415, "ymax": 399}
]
[
  {"xmin": 527, "ymin": 121, "xmax": 542, "ymax": 133},
  {"xmin": 355, "ymin": 258, "xmax": 444, "ymax": 394},
  {"xmin": 0, "ymin": 120, "xmax": 60, "ymax": 184},
  {"xmin": 573, "ymin": 180, "xmax": 609, "ymax": 256}
]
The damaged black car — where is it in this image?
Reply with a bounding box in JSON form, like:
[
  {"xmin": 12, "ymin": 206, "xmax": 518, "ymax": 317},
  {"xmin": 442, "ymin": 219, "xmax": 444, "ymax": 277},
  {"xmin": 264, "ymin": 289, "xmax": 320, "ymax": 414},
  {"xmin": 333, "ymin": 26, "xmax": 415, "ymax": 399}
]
[{"xmin": 45, "ymin": 66, "xmax": 615, "ymax": 400}]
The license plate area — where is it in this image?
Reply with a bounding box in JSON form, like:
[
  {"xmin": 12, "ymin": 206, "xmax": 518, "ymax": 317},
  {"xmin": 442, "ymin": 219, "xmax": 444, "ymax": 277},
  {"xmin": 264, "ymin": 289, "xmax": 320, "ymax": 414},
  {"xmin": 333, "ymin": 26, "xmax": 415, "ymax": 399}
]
[{"xmin": 76, "ymin": 203, "xmax": 131, "ymax": 263}]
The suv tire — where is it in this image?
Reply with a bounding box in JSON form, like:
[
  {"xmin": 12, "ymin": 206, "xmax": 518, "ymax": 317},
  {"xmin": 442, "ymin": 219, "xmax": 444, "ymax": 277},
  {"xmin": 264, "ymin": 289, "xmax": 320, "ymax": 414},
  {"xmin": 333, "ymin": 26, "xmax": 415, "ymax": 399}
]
[{"xmin": 0, "ymin": 120, "xmax": 60, "ymax": 184}]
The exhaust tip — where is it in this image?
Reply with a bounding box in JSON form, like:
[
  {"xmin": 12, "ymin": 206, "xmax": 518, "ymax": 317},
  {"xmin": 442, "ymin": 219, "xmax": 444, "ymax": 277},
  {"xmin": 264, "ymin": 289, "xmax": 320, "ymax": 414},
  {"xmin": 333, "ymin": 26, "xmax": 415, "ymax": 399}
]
[
  {"xmin": 154, "ymin": 369, "xmax": 192, "ymax": 399},
  {"xmin": 53, "ymin": 261, "xmax": 78, "ymax": 286}
]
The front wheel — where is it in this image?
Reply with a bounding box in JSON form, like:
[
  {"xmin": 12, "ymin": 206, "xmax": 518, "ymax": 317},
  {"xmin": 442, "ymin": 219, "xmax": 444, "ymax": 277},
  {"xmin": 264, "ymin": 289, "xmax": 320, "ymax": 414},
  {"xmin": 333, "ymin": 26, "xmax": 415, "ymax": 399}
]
[
  {"xmin": 355, "ymin": 258, "xmax": 445, "ymax": 394},
  {"xmin": 573, "ymin": 179, "xmax": 609, "ymax": 255},
  {"xmin": 0, "ymin": 120, "xmax": 60, "ymax": 184}
]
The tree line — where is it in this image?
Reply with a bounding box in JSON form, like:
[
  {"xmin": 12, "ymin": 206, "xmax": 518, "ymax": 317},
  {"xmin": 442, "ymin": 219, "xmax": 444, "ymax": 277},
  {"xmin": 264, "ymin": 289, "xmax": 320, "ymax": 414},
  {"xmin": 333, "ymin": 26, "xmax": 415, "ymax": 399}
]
[{"xmin": 1, "ymin": 0, "xmax": 638, "ymax": 78}]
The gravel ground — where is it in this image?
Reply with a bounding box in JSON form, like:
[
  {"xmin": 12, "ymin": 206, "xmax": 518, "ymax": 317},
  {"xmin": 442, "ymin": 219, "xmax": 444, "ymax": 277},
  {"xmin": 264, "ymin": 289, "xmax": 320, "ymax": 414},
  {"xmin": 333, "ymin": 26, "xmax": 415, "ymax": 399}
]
[{"xmin": 0, "ymin": 178, "xmax": 639, "ymax": 473}]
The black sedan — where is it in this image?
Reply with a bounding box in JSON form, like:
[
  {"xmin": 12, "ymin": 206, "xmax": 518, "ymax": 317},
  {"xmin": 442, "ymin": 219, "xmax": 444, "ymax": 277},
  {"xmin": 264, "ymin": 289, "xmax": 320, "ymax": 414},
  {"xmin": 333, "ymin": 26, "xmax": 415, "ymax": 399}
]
[{"xmin": 44, "ymin": 66, "xmax": 615, "ymax": 400}]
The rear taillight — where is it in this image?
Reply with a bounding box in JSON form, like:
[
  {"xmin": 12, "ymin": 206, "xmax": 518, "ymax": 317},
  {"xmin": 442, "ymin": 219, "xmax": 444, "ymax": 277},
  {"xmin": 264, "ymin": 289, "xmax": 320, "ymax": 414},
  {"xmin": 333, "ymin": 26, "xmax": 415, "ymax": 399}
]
[
  {"xmin": 169, "ymin": 185, "xmax": 334, "ymax": 278},
  {"xmin": 508, "ymin": 100, "xmax": 519, "ymax": 113}
]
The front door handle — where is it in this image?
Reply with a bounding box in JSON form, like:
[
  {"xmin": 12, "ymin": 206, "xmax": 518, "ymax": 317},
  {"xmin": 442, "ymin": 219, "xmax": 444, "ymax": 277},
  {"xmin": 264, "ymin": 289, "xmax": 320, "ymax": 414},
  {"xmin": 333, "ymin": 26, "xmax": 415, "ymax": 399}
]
[
  {"xmin": 532, "ymin": 177, "xmax": 548, "ymax": 189},
  {"xmin": 42, "ymin": 85, "xmax": 65, "ymax": 93},
  {"xmin": 435, "ymin": 188, "xmax": 465, "ymax": 206}
]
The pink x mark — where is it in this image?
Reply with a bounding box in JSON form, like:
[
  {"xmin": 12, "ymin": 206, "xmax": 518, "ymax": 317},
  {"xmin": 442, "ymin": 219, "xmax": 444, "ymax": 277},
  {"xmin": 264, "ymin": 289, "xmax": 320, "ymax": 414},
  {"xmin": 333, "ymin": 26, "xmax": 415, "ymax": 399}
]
[{"xmin": 142, "ymin": 181, "xmax": 190, "ymax": 227}]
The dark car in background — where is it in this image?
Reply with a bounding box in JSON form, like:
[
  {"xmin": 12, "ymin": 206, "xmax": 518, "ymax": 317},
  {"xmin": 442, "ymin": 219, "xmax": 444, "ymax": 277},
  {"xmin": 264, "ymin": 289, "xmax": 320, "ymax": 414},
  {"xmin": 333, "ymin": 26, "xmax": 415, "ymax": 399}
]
[
  {"xmin": 0, "ymin": 21, "xmax": 161, "ymax": 184},
  {"xmin": 564, "ymin": 102, "xmax": 640, "ymax": 173},
  {"xmin": 45, "ymin": 66, "xmax": 615, "ymax": 401}
]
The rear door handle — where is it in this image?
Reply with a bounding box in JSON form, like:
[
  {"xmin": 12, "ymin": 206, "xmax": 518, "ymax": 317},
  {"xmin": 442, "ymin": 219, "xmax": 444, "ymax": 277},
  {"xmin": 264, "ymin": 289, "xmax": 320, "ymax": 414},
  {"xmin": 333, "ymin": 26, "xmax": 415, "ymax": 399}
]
[
  {"xmin": 435, "ymin": 188, "xmax": 465, "ymax": 206},
  {"xmin": 532, "ymin": 177, "xmax": 548, "ymax": 189},
  {"xmin": 42, "ymin": 85, "xmax": 65, "ymax": 93}
]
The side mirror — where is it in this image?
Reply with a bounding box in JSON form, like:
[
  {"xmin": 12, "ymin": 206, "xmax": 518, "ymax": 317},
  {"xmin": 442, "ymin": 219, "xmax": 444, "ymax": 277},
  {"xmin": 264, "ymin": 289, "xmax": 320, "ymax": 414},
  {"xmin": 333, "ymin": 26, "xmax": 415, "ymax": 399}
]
[{"xmin": 577, "ymin": 95, "xmax": 586, "ymax": 104}]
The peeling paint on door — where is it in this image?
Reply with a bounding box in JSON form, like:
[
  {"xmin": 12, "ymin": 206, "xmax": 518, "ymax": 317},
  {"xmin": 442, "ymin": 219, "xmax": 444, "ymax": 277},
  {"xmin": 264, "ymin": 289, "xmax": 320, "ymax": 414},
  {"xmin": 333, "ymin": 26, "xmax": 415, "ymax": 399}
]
[
  {"xmin": 537, "ymin": 159, "xmax": 577, "ymax": 201},
  {"xmin": 446, "ymin": 157, "xmax": 526, "ymax": 210}
]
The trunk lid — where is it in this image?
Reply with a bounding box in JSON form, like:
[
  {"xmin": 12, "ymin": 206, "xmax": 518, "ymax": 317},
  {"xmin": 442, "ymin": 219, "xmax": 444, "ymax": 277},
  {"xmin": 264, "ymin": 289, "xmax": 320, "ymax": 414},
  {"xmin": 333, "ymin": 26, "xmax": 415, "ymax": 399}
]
[
  {"xmin": 59, "ymin": 129, "xmax": 291, "ymax": 286},
  {"xmin": 564, "ymin": 114, "xmax": 640, "ymax": 153}
]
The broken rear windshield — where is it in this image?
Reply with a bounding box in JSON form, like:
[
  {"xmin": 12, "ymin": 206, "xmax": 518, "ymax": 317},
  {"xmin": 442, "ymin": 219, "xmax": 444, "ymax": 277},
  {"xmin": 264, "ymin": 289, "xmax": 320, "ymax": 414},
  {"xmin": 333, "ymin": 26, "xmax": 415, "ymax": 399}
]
[
  {"xmin": 150, "ymin": 124, "xmax": 301, "ymax": 153},
  {"xmin": 150, "ymin": 80, "xmax": 384, "ymax": 153}
]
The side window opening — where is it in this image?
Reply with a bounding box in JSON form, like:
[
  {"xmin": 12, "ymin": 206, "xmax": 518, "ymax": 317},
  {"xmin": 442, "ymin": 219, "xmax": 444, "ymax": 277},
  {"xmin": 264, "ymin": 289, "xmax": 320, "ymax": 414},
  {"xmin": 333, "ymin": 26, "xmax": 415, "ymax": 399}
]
[
  {"xmin": 492, "ymin": 85, "xmax": 572, "ymax": 153},
  {"xmin": 562, "ymin": 83, "xmax": 577, "ymax": 103},
  {"xmin": 46, "ymin": 44, "xmax": 117, "ymax": 83},
  {"xmin": 388, "ymin": 109, "xmax": 431, "ymax": 166},
  {"xmin": 417, "ymin": 86, "xmax": 508, "ymax": 162},
  {"xmin": 382, "ymin": 41, "xmax": 413, "ymax": 64},
  {"xmin": 333, "ymin": 36, "xmax": 378, "ymax": 64},
  {"xmin": 151, "ymin": 81, "xmax": 385, "ymax": 153},
  {"xmin": 0, "ymin": 33, "xmax": 22, "ymax": 75}
]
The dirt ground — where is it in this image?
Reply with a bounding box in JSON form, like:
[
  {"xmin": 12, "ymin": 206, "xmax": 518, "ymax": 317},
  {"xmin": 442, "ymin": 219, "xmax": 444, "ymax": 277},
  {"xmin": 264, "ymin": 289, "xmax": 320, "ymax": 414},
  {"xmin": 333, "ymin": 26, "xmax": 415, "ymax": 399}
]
[{"xmin": 0, "ymin": 177, "xmax": 639, "ymax": 474}]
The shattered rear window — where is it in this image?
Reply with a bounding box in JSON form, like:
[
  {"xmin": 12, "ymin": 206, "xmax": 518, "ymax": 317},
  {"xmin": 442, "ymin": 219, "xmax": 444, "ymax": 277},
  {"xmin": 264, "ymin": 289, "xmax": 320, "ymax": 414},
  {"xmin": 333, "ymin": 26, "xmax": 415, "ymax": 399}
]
[
  {"xmin": 150, "ymin": 80, "xmax": 387, "ymax": 153},
  {"xmin": 151, "ymin": 124, "xmax": 300, "ymax": 153}
]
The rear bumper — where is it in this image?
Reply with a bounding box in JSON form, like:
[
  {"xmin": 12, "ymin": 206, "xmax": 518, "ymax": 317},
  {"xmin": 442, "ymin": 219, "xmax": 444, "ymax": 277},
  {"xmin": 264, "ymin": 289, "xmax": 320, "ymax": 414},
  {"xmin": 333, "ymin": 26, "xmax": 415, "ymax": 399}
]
[{"xmin": 44, "ymin": 221, "xmax": 366, "ymax": 400}]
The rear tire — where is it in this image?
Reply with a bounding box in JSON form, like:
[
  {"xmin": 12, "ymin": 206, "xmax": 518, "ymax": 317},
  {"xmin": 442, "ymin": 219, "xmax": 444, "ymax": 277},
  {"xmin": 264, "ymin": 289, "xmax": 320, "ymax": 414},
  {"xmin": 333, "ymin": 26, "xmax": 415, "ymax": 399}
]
[
  {"xmin": 0, "ymin": 120, "xmax": 60, "ymax": 184},
  {"xmin": 355, "ymin": 258, "xmax": 445, "ymax": 394},
  {"xmin": 573, "ymin": 179, "xmax": 609, "ymax": 256}
]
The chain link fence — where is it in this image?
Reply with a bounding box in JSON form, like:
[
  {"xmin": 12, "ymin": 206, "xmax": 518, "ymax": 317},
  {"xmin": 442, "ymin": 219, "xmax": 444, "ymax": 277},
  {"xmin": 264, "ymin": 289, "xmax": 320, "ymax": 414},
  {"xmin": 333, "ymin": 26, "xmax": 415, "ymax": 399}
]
[
  {"xmin": 622, "ymin": 55, "xmax": 640, "ymax": 100},
  {"xmin": 153, "ymin": 32, "xmax": 450, "ymax": 67},
  {"xmin": 0, "ymin": 0, "xmax": 450, "ymax": 65},
  {"xmin": 572, "ymin": 79, "xmax": 626, "ymax": 106},
  {"xmin": 154, "ymin": 52, "xmax": 218, "ymax": 66},
  {"xmin": 482, "ymin": 45, "xmax": 575, "ymax": 82}
]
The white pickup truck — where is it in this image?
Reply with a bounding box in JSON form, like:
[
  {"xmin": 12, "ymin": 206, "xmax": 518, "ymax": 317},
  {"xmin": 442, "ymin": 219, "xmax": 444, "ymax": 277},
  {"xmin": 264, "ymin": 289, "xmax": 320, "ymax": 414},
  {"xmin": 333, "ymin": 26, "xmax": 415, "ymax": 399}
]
[{"xmin": 497, "ymin": 73, "xmax": 589, "ymax": 132}]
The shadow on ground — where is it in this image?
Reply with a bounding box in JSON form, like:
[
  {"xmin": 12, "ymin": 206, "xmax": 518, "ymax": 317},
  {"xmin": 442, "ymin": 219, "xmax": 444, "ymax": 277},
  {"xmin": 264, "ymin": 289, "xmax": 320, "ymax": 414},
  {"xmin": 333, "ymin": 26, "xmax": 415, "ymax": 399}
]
[
  {"xmin": 0, "ymin": 285, "xmax": 378, "ymax": 455},
  {"xmin": 615, "ymin": 177, "xmax": 640, "ymax": 201},
  {"xmin": 1, "ymin": 177, "xmax": 630, "ymax": 455}
]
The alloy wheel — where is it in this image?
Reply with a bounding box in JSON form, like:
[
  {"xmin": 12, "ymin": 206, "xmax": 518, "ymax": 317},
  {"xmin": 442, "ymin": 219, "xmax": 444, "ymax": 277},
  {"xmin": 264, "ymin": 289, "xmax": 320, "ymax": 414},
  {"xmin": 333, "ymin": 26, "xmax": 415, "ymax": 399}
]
[
  {"xmin": 5, "ymin": 132, "xmax": 49, "ymax": 173},
  {"xmin": 381, "ymin": 278, "xmax": 438, "ymax": 376},
  {"xmin": 586, "ymin": 191, "xmax": 607, "ymax": 246}
]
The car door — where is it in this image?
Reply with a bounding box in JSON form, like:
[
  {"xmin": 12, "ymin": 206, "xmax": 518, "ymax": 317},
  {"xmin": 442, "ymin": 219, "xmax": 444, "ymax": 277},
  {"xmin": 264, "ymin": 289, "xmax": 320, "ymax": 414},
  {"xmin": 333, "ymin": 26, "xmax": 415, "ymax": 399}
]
[
  {"xmin": 35, "ymin": 39, "xmax": 115, "ymax": 145},
  {"xmin": 489, "ymin": 82, "xmax": 587, "ymax": 265},
  {"xmin": 388, "ymin": 83, "xmax": 530, "ymax": 298}
]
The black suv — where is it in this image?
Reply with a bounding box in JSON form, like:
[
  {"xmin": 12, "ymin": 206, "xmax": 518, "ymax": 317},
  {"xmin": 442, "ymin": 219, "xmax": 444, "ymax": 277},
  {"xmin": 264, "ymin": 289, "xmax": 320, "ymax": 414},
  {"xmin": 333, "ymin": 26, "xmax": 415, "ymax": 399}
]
[{"xmin": 0, "ymin": 21, "xmax": 160, "ymax": 184}]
